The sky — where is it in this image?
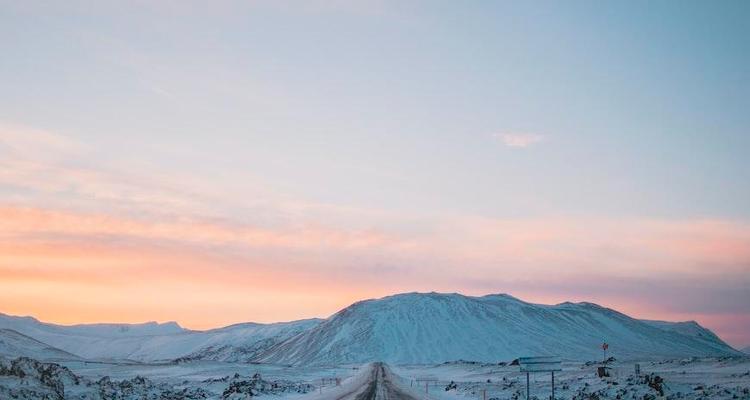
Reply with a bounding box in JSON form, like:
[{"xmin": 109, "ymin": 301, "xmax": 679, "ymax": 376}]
[{"xmin": 0, "ymin": 1, "xmax": 749, "ymax": 347}]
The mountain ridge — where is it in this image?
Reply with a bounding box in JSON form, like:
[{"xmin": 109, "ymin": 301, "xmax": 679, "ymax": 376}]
[
  {"xmin": 254, "ymin": 292, "xmax": 739, "ymax": 365},
  {"xmin": 0, "ymin": 329, "xmax": 81, "ymax": 361},
  {"xmin": 0, "ymin": 313, "xmax": 321, "ymax": 362},
  {"xmin": 0, "ymin": 312, "xmax": 185, "ymax": 337},
  {"xmin": 0, "ymin": 292, "xmax": 739, "ymax": 364}
]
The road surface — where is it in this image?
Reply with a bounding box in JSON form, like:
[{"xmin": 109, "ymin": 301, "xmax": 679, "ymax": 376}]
[{"xmin": 336, "ymin": 363, "xmax": 420, "ymax": 400}]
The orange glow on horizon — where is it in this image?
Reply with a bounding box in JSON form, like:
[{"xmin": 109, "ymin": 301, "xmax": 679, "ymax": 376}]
[{"xmin": 1, "ymin": 204, "xmax": 748, "ymax": 345}]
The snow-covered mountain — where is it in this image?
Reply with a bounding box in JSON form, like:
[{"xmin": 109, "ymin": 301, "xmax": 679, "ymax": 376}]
[
  {"xmin": 640, "ymin": 319, "xmax": 730, "ymax": 351},
  {"xmin": 0, "ymin": 313, "xmax": 184, "ymax": 340},
  {"xmin": 175, "ymin": 320, "xmax": 323, "ymax": 362},
  {"xmin": 0, "ymin": 293, "xmax": 739, "ymax": 364},
  {"xmin": 0, "ymin": 313, "xmax": 320, "ymax": 362},
  {"xmin": 255, "ymin": 292, "xmax": 740, "ymax": 365},
  {"xmin": 0, "ymin": 329, "xmax": 80, "ymax": 361},
  {"xmin": 742, "ymin": 346, "xmax": 750, "ymax": 355}
]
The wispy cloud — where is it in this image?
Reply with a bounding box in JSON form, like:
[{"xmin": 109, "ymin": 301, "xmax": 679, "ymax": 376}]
[
  {"xmin": 0, "ymin": 123, "xmax": 86, "ymax": 160},
  {"xmin": 2, "ymin": 123, "xmax": 750, "ymax": 345},
  {"xmin": 493, "ymin": 132, "xmax": 545, "ymax": 148}
]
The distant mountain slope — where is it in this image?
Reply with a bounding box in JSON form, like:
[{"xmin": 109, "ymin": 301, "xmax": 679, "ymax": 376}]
[
  {"xmin": 0, "ymin": 313, "xmax": 184, "ymax": 339},
  {"xmin": 641, "ymin": 319, "xmax": 729, "ymax": 352},
  {"xmin": 59, "ymin": 319, "xmax": 321, "ymax": 362},
  {"xmin": 0, "ymin": 313, "xmax": 320, "ymax": 362},
  {"xmin": 255, "ymin": 292, "xmax": 740, "ymax": 365},
  {"xmin": 176, "ymin": 319, "xmax": 324, "ymax": 362},
  {"xmin": 0, "ymin": 329, "xmax": 80, "ymax": 361},
  {"xmin": 742, "ymin": 346, "xmax": 750, "ymax": 354}
]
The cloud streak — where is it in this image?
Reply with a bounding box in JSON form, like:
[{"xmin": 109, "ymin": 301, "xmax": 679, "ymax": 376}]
[
  {"xmin": 493, "ymin": 132, "xmax": 545, "ymax": 148},
  {"xmin": 2, "ymin": 201, "xmax": 749, "ymax": 341},
  {"xmin": 1, "ymin": 123, "xmax": 749, "ymax": 346}
]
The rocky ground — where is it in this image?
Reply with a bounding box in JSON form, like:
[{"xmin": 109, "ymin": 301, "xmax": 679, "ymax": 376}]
[
  {"xmin": 395, "ymin": 357, "xmax": 750, "ymax": 400},
  {"xmin": 2, "ymin": 356, "xmax": 750, "ymax": 400},
  {"xmin": 0, "ymin": 356, "xmax": 314, "ymax": 400}
]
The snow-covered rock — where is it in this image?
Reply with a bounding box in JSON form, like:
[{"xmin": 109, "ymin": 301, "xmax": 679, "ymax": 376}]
[
  {"xmin": 255, "ymin": 292, "xmax": 740, "ymax": 365},
  {"xmin": 0, "ymin": 356, "xmax": 215, "ymax": 399},
  {"xmin": 0, "ymin": 356, "xmax": 316, "ymax": 400},
  {"xmin": 215, "ymin": 372, "xmax": 315, "ymax": 400},
  {"xmin": 0, "ymin": 356, "xmax": 81, "ymax": 400}
]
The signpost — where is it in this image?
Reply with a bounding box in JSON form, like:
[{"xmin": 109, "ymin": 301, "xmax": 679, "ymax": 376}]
[
  {"xmin": 602, "ymin": 342, "xmax": 609, "ymax": 361},
  {"xmin": 415, "ymin": 375, "xmax": 438, "ymax": 394},
  {"xmin": 519, "ymin": 356, "xmax": 562, "ymax": 400}
]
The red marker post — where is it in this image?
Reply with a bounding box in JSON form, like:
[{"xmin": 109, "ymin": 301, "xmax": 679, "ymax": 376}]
[{"xmin": 602, "ymin": 342, "xmax": 609, "ymax": 362}]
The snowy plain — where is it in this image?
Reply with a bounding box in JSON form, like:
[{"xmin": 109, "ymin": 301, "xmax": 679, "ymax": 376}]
[{"xmin": 2, "ymin": 356, "xmax": 749, "ymax": 400}]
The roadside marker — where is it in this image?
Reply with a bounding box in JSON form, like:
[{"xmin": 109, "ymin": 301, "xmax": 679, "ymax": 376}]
[{"xmin": 519, "ymin": 357, "xmax": 562, "ymax": 400}]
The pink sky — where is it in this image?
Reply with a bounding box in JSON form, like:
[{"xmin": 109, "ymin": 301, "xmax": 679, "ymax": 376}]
[
  {"xmin": 1, "ymin": 122, "xmax": 749, "ymax": 348},
  {"xmin": 2, "ymin": 0, "xmax": 750, "ymax": 353},
  {"xmin": 1, "ymin": 199, "xmax": 749, "ymax": 346}
]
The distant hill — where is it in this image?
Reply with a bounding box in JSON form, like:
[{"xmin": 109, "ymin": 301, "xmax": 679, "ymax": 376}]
[
  {"xmin": 640, "ymin": 319, "xmax": 733, "ymax": 350},
  {"xmin": 255, "ymin": 292, "xmax": 740, "ymax": 365},
  {"xmin": 0, "ymin": 313, "xmax": 185, "ymax": 338},
  {"xmin": 0, "ymin": 313, "xmax": 320, "ymax": 362},
  {"xmin": 0, "ymin": 329, "xmax": 80, "ymax": 361}
]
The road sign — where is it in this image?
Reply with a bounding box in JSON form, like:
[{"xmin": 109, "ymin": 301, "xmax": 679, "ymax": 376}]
[
  {"xmin": 518, "ymin": 357, "xmax": 562, "ymax": 400},
  {"xmin": 518, "ymin": 357, "xmax": 562, "ymax": 372},
  {"xmin": 415, "ymin": 375, "xmax": 438, "ymax": 394}
]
